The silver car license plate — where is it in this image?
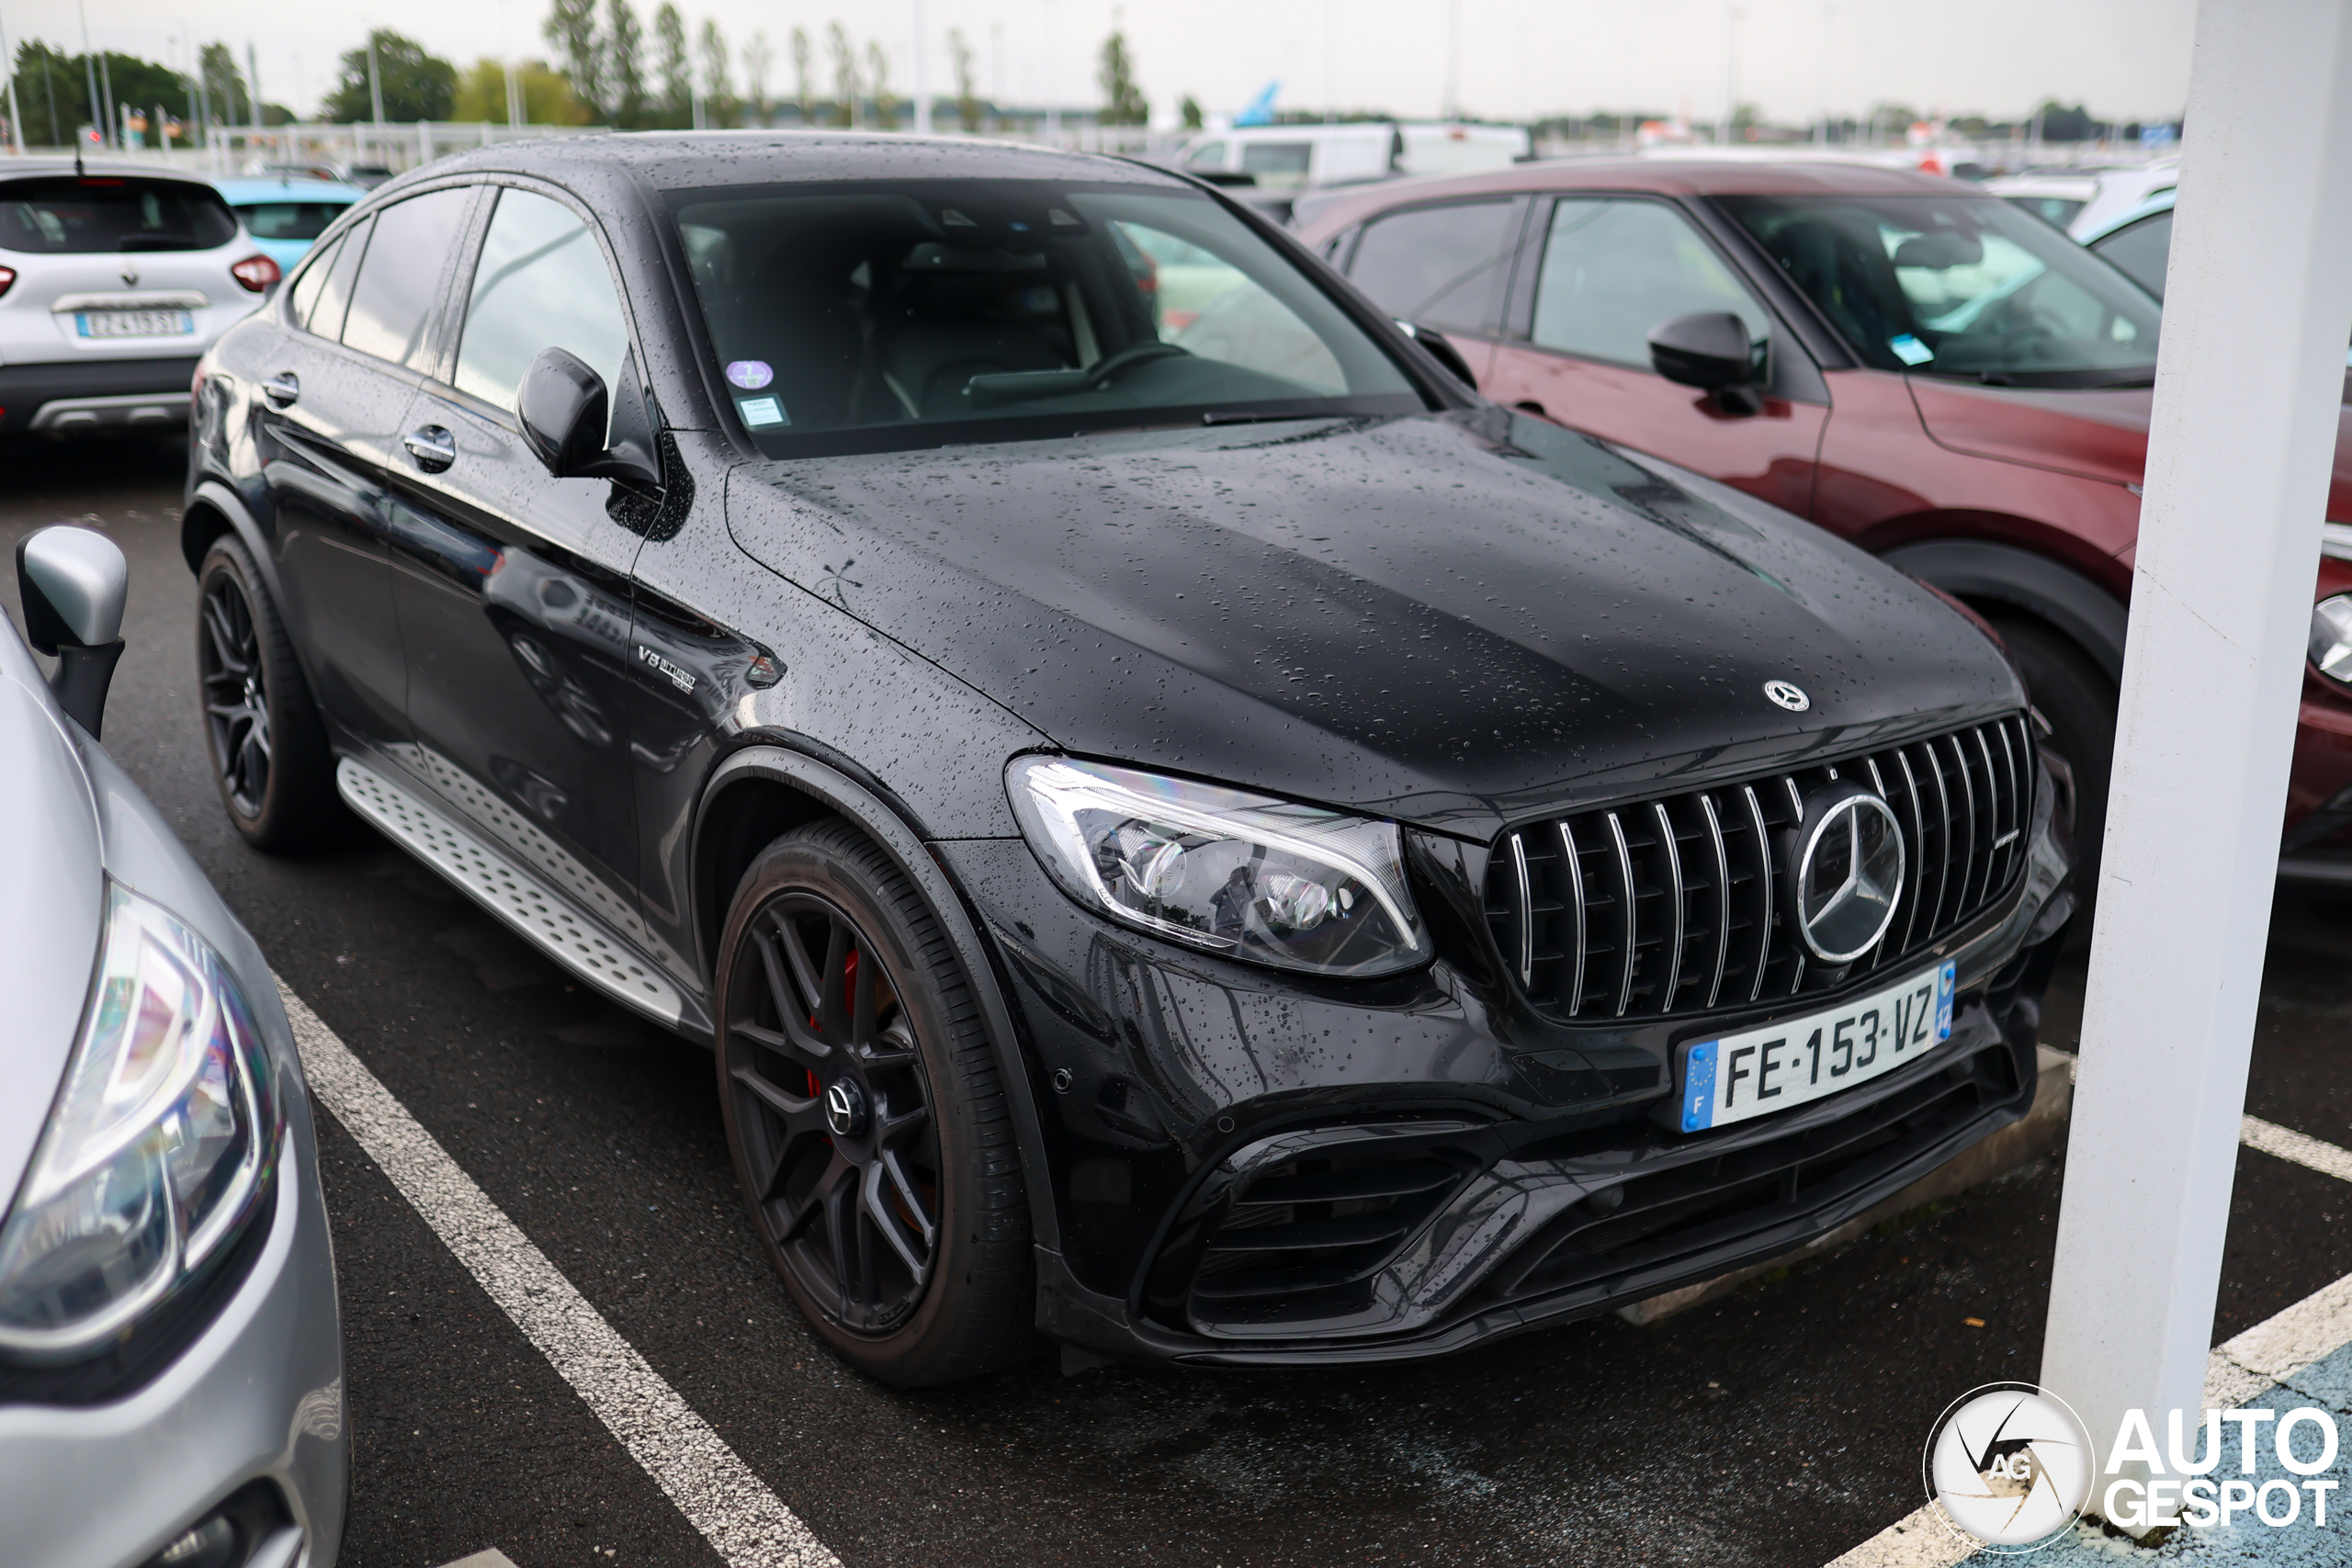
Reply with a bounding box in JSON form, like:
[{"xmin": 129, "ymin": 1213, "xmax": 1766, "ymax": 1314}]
[
  {"xmin": 76, "ymin": 309, "xmax": 196, "ymax": 338},
  {"xmin": 1675, "ymin": 960, "xmax": 1955, "ymax": 1133}
]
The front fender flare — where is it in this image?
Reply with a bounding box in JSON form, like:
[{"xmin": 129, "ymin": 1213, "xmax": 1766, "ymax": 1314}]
[
  {"xmin": 692, "ymin": 744, "xmax": 1060, "ymax": 1254},
  {"xmin": 1883, "ymin": 537, "xmax": 2129, "ymax": 682}
]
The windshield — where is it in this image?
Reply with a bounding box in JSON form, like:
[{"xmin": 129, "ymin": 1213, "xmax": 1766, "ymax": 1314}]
[
  {"xmin": 0, "ymin": 175, "xmax": 239, "ymax": 254},
  {"xmin": 1717, "ymin": 193, "xmax": 2161, "ymax": 387},
  {"xmin": 672, "ymin": 179, "xmax": 1421, "ymax": 455}
]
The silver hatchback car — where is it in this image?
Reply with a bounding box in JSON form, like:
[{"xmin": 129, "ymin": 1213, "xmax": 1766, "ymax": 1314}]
[{"xmin": 0, "ymin": 528, "xmax": 345, "ymax": 1566}]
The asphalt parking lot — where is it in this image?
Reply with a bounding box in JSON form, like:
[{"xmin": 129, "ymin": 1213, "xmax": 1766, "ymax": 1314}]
[{"xmin": 10, "ymin": 429, "xmax": 2352, "ymax": 1568}]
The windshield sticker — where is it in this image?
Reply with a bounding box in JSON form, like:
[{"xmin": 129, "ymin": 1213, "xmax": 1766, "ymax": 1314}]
[
  {"xmin": 737, "ymin": 396, "xmax": 788, "ymax": 428},
  {"xmin": 1888, "ymin": 333, "xmax": 1936, "ymax": 366},
  {"xmin": 725, "ymin": 359, "xmax": 774, "ymax": 390}
]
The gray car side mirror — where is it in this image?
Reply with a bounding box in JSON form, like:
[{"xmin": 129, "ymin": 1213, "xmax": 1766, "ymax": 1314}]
[
  {"xmin": 517, "ymin": 348, "xmax": 662, "ymax": 487},
  {"xmin": 17, "ymin": 525, "xmax": 128, "ymax": 739},
  {"xmin": 1648, "ymin": 310, "xmax": 1764, "ymax": 416}
]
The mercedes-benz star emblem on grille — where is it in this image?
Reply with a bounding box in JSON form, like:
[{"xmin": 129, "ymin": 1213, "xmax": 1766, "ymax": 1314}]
[
  {"xmin": 822, "ymin": 1078, "xmax": 866, "ymax": 1139},
  {"xmin": 1793, "ymin": 785, "xmax": 1906, "ymax": 962},
  {"xmin": 1764, "ymin": 680, "xmax": 1810, "ymax": 711}
]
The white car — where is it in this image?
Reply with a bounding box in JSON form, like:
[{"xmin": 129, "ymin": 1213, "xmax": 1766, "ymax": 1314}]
[
  {"xmin": 2064, "ymin": 158, "xmax": 2181, "ymax": 242},
  {"xmin": 1177, "ymin": 121, "xmax": 1531, "ymax": 195},
  {"xmin": 0, "ymin": 159, "xmax": 279, "ymax": 434},
  {"xmin": 1980, "ymin": 171, "xmax": 2098, "ymax": 231}
]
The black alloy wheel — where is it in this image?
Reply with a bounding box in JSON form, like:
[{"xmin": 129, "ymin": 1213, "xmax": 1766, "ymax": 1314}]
[
  {"xmin": 729, "ymin": 889, "xmax": 942, "ymax": 1332},
  {"xmin": 715, "ymin": 820, "xmax": 1035, "ymax": 1385},
  {"xmin": 199, "ymin": 570, "xmax": 271, "ymax": 818},
  {"xmin": 195, "ymin": 536, "xmax": 339, "ymax": 851}
]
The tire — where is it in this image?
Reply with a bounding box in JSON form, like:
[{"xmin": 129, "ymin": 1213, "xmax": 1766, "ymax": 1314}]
[
  {"xmin": 1988, "ymin": 614, "xmax": 2116, "ymax": 942},
  {"xmin": 714, "ymin": 818, "xmax": 1035, "ymax": 1386},
  {"xmin": 196, "ymin": 535, "xmax": 342, "ymax": 851}
]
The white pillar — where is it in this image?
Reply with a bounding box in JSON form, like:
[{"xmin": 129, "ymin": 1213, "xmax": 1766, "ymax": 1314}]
[
  {"xmin": 911, "ymin": 0, "xmax": 931, "ymax": 135},
  {"xmin": 2041, "ymin": 0, "xmax": 2352, "ymax": 1529}
]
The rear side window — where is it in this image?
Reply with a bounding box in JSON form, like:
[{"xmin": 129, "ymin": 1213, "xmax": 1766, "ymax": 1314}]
[
  {"xmin": 301, "ymin": 218, "xmax": 368, "ymax": 341},
  {"xmin": 238, "ymin": 201, "xmax": 352, "ymax": 242},
  {"xmin": 2089, "ymin": 211, "xmax": 2172, "ymax": 300},
  {"xmin": 288, "ymin": 231, "xmax": 344, "ymax": 326},
  {"xmin": 0, "ymin": 175, "xmax": 238, "ymax": 253},
  {"xmin": 455, "ymin": 188, "xmax": 628, "ymax": 413},
  {"xmin": 341, "ymin": 188, "xmax": 474, "ymax": 368},
  {"xmin": 1530, "ymin": 197, "xmax": 1770, "ymax": 369},
  {"xmin": 1346, "ymin": 199, "xmax": 1518, "ymax": 337}
]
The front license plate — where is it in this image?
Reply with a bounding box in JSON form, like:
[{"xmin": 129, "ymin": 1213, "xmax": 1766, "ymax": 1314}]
[
  {"xmin": 76, "ymin": 309, "xmax": 195, "ymax": 338},
  {"xmin": 1676, "ymin": 961, "xmax": 1955, "ymax": 1133}
]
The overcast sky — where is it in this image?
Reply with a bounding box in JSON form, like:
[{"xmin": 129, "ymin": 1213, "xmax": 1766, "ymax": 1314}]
[{"xmin": 41, "ymin": 0, "xmax": 2197, "ymax": 127}]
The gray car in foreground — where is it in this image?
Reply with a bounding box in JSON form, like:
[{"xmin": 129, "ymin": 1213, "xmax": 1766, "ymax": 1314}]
[{"xmin": 0, "ymin": 527, "xmax": 345, "ymax": 1567}]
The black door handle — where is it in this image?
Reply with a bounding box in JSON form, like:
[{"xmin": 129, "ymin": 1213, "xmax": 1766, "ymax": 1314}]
[
  {"xmin": 402, "ymin": 425, "xmax": 456, "ymax": 473},
  {"xmin": 263, "ymin": 371, "xmax": 300, "ymax": 408}
]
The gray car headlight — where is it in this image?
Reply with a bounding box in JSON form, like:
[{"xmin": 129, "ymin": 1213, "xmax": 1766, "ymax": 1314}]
[
  {"xmin": 1007, "ymin": 756, "xmax": 1433, "ymax": 976},
  {"xmin": 2312, "ymin": 593, "xmax": 2352, "ymax": 687},
  {"xmin": 0, "ymin": 884, "xmax": 280, "ymax": 1359}
]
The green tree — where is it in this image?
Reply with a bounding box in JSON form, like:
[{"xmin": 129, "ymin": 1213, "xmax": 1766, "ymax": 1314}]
[
  {"xmin": 790, "ymin": 25, "xmax": 812, "ymax": 125},
  {"xmin": 651, "ymin": 3, "xmax": 690, "ymax": 127},
  {"xmin": 324, "ymin": 30, "xmax": 457, "ymax": 121},
  {"xmin": 542, "ymin": 0, "xmax": 602, "ymax": 118},
  {"xmin": 741, "ymin": 29, "xmax": 772, "ymax": 125},
  {"xmin": 9, "ymin": 42, "xmax": 196, "ymax": 146},
  {"xmin": 452, "ymin": 58, "xmax": 590, "ymax": 124},
  {"xmin": 1097, "ymin": 28, "xmax": 1147, "ymax": 127},
  {"xmin": 827, "ymin": 22, "xmax": 858, "ymax": 127},
  {"xmin": 1179, "ymin": 93, "xmax": 1203, "ymax": 130},
  {"xmin": 2034, "ymin": 100, "xmax": 2098, "ymax": 141},
  {"xmin": 865, "ymin": 40, "xmax": 893, "ymax": 130},
  {"xmin": 947, "ymin": 28, "xmax": 979, "ymax": 130},
  {"xmin": 698, "ymin": 19, "xmax": 736, "ymax": 127},
  {"xmin": 605, "ymin": 0, "xmax": 648, "ymax": 126},
  {"xmin": 198, "ymin": 41, "xmax": 247, "ymax": 126}
]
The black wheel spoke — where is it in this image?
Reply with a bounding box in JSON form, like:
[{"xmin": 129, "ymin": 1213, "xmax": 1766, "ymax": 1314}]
[
  {"xmin": 729, "ymin": 1062, "xmax": 829, "ymax": 1140},
  {"xmin": 816, "ymin": 918, "xmax": 851, "ymax": 1040},
  {"xmin": 747, "ymin": 928, "xmax": 831, "ymax": 1059},
  {"xmin": 862, "ymin": 1159, "xmax": 929, "ymax": 1278},
  {"xmin": 877, "ymin": 1148, "xmax": 937, "ymax": 1250}
]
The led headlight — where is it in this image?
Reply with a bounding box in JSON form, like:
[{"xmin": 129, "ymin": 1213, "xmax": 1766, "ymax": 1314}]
[
  {"xmin": 0, "ymin": 884, "xmax": 280, "ymax": 1359},
  {"xmin": 2312, "ymin": 593, "xmax": 2352, "ymax": 688},
  {"xmin": 1007, "ymin": 756, "xmax": 1432, "ymax": 977}
]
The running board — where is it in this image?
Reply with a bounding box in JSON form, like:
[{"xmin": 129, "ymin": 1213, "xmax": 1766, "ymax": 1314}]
[{"xmin": 336, "ymin": 757, "xmax": 685, "ymax": 1028}]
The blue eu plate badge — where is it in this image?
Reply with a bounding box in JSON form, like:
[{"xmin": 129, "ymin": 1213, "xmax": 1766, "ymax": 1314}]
[{"xmin": 1679, "ymin": 962, "xmax": 1956, "ymax": 1134}]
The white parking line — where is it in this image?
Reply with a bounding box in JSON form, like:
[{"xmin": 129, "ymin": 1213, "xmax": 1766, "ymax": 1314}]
[
  {"xmin": 1827, "ymin": 1064, "xmax": 2352, "ymax": 1565},
  {"xmin": 278, "ymin": 980, "xmax": 841, "ymax": 1568},
  {"xmin": 2240, "ymin": 1113, "xmax": 2352, "ymax": 1185}
]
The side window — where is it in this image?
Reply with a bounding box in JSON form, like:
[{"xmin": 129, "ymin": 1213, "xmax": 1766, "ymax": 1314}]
[
  {"xmin": 1531, "ymin": 198, "xmax": 1770, "ymax": 370},
  {"xmin": 2089, "ymin": 211, "xmax": 2173, "ymax": 300},
  {"xmin": 1184, "ymin": 140, "xmax": 1227, "ymax": 169},
  {"xmin": 454, "ymin": 188, "xmax": 628, "ymax": 413},
  {"xmin": 341, "ymin": 187, "xmax": 475, "ymax": 368},
  {"xmin": 1238, "ymin": 141, "xmax": 1314, "ymax": 191},
  {"xmin": 1345, "ymin": 199, "xmax": 1518, "ymax": 338},
  {"xmin": 288, "ymin": 231, "xmax": 343, "ymax": 330},
  {"xmin": 302, "ymin": 219, "xmax": 368, "ymax": 342}
]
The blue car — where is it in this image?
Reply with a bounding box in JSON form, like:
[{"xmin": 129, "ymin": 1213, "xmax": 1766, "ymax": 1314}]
[{"xmin": 212, "ymin": 177, "xmax": 363, "ymax": 271}]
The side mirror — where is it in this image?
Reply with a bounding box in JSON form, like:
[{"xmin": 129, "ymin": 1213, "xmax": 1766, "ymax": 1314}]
[
  {"xmin": 16, "ymin": 525, "xmax": 128, "ymax": 739},
  {"xmin": 1648, "ymin": 311, "xmax": 1763, "ymax": 415},
  {"xmin": 1395, "ymin": 320, "xmax": 1478, "ymax": 390},
  {"xmin": 516, "ymin": 348, "xmax": 662, "ymax": 487}
]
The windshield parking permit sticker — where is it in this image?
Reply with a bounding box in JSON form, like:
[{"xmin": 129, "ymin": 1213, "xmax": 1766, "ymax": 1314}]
[
  {"xmin": 737, "ymin": 395, "xmax": 787, "ymax": 428},
  {"xmin": 725, "ymin": 359, "xmax": 774, "ymax": 390},
  {"xmin": 1889, "ymin": 333, "xmax": 1935, "ymax": 366}
]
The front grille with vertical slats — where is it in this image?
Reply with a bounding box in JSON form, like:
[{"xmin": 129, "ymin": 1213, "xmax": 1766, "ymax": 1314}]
[{"xmin": 1484, "ymin": 714, "xmax": 2036, "ymax": 1023}]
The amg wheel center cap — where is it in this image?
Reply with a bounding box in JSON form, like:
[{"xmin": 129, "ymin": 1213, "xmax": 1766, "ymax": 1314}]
[
  {"xmin": 822, "ymin": 1077, "xmax": 867, "ymax": 1139},
  {"xmin": 1792, "ymin": 784, "xmax": 1906, "ymax": 962}
]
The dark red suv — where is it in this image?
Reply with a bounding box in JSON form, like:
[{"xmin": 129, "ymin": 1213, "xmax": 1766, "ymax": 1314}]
[{"xmin": 1295, "ymin": 159, "xmax": 2352, "ymax": 899}]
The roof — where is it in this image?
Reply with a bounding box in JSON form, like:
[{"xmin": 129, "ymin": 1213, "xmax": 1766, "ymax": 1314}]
[
  {"xmin": 410, "ymin": 130, "xmax": 1190, "ymax": 197},
  {"xmin": 213, "ymin": 177, "xmax": 365, "ymax": 203},
  {"xmin": 0, "ymin": 157, "xmax": 228, "ymax": 188},
  {"xmin": 1291, "ymin": 155, "xmax": 1981, "ymax": 237},
  {"xmin": 2077, "ymin": 186, "xmax": 2176, "ymax": 244}
]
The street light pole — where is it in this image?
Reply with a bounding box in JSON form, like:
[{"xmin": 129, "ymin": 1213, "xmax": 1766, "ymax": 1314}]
[
  {"xmin": 911, "ymin": 0, "xmax": 930, "ymax": 135},
  {"xmin": 2040, "ymin": 0, "xmax": 2352, "ymax": 1530}
]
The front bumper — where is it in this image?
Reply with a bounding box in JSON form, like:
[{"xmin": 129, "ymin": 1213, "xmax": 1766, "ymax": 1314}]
[
  {"xmin": 0, "ymin": 1026, "xmax": 348, "ymax": 1567},
  {"xmin": 0, "ymin": 355, "xmax": 200, "ymax": 433},
  {"xmin": 942, "ymin": 753, "xmax": 2074, "ymax": 1369}
]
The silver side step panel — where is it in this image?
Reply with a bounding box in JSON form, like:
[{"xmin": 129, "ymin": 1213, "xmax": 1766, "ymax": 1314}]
[{"xmin": 336, "ymin": 757, "xmax": 684, "ymax": 1027}]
